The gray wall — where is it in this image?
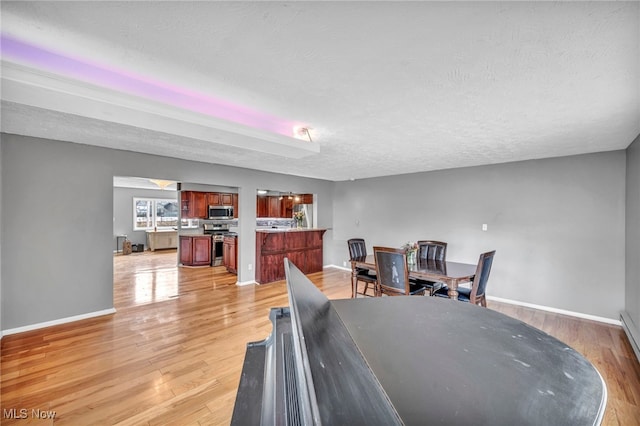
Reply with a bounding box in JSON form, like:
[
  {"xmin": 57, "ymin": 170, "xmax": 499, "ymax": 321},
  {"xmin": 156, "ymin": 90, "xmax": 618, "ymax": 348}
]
[
  {"xmin": 1, "ymin": 134, "xmax": 334, "ymax": 330},
  {"xmin": 0, "ymin": 136, "xmax": 3, "ymax": 336},
  {"xmin": 2, "ymin": 137, "xmax": 115, "ymax": 330},
  {"xmin": 625, "ymin": 134, "xmax": 640, "ymax": 343},
  {"xmin": 332, "ymin": 151, "xmax": 626, "ymax": 320},
  {"xmin": 0, "ymin": 132, "xmax": 629, "ymax": 330},
  {"xmin": 113, "ymin": 186, "xmax": 178, "ymax": 248}
]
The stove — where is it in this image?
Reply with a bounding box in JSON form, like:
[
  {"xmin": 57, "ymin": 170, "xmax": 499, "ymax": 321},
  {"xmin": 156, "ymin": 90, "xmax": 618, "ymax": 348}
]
[
  {"xmin": 203, "ymin": 223, "xmax": 230, "ymax": 266},
  {"xmin": 203, "ymin": 223, "xmax": 231, "ymax": 235}
]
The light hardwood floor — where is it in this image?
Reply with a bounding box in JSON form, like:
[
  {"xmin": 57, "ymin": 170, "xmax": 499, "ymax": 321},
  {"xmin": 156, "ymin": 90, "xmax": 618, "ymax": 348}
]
[{"xmin": 1, "ymin": 250, "xmax": 639, "ymax": 425}]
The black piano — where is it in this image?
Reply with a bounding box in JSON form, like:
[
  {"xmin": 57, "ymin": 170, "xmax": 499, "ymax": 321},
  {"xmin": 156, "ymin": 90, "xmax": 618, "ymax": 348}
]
[{"xmin": 232, "ymin": 259, "xmax": 606, "ymax": 425}]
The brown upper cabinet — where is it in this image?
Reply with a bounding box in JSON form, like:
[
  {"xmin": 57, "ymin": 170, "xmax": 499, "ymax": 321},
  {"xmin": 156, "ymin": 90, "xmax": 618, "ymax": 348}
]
[
  {"xmin": 256, "ymin": 194, "xmax": 313, "ymax": 218},
  {"xmin": 181, "ymin": 191, "xmax": 239, "ymax": 219},
  {"xmin": 181, "ymin": 191, "xmax": 206, "ymax": 219},
  {"xmin": 208, "ymin": 192, "xmax": 234, "ymax": 206}
]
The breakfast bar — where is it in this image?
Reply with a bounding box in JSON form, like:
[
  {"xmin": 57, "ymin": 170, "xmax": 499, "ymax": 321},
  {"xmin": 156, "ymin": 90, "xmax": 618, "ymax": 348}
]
[{"xmin": 255, "ymin": 228, "xmax": 326, "ymax": 284}]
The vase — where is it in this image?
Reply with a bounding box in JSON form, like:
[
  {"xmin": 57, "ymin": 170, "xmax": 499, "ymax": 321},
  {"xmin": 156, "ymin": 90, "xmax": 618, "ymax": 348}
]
[
  {"xmin": 407, "ymin": 249, "xmax": 417, "ymax": 265},
  {"xmin": 296, "ymin": 220, "xmax": 302, "ymax": 229}
]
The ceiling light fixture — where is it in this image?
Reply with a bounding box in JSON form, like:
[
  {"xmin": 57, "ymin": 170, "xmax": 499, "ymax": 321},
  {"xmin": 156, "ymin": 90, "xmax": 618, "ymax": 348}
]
[
  {"xmin": 149, "ymin": 179, "xmax": 174, "ymax": 190},
  {"xmin": 293, "ymin": 126, "xmax": 313, "ymax": 142}
]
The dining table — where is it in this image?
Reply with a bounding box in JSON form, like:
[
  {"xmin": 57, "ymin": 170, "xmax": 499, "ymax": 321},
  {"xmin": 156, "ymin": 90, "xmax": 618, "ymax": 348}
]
[{"xmin": 350, "ymin": 255, "xmax": 478, "ymax": 300}]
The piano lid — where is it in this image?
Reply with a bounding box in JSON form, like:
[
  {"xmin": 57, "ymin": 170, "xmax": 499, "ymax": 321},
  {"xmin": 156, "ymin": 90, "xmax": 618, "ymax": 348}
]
[{"xmin": 232, "ymin": 259, "xmax": 606, "ymax": 425}]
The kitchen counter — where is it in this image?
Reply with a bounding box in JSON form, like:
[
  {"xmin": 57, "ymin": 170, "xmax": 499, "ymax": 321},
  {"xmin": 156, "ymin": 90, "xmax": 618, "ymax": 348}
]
[{"xmin": 255, "ymin": 229, "xmax": 326, "ymax": 284}]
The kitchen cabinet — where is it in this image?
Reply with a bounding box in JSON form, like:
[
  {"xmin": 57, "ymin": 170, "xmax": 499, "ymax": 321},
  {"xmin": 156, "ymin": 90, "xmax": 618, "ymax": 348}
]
[
  {"xmin": 181, "ymin": 191, "xmax": 207, "ymax": 218},
  {"xmin": 281, "ymin": 197, "xmax": 293, "ymax": 219},
  {"xmin": 257, "ymin": 194, "xmax": 313, "ymax": 218},
  {"xmin": 207, "ymin": 192, "xmax": 234, "ymax": 206},
  {"xmin": 182, "ymin": 191, "xmax": 238, "ymax": 218},
  {"xmin": 255, "ymin": 229, "xmax": 326, "ymax": 284},
  {"xmin": 257, "ymin": 196, "xmax": 269, "ymax": 218},
  {"xmin": 193, "ymin": 192, "xmax": 207, "ymax": 218},
  {"xmin": 180, "ymin": 235, "xmax": 212, "ymax": 266},
  {"xmin": 147, "ymin": 230, "xmax": 178, "ymax": 251},
  {"xmin": 232, "ymin": 194, "xmax": 239, "ymax": 218},
  {"xmin": 223, "ymin": 235, "xmax": 238, "ymax": 274},
  {"xmin": 294, "ymin": 194, "xmax": 313, "ymax": 204},
  {"xmin": 268, "ymin": 196, "xmax": 282, "ymax": 218}
]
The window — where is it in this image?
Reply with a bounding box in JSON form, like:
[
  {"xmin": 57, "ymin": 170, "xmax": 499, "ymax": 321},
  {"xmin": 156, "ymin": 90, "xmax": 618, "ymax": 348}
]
[{"xmin": 134, "ymin": 198, "xmax": 178, "ymax": 230}]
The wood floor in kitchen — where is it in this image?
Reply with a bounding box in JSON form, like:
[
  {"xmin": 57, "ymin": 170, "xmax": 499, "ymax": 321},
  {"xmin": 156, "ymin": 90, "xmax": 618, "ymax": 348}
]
[{"xmin": 1, "ymin": 249, "xmax": 639, "ymax": 425}]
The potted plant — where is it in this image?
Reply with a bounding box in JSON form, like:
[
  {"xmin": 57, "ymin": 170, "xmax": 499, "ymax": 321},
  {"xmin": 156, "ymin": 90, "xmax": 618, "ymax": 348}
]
[
  {"xmin": 293, "ymin": 211, "xmax": 305, "ymax": 228},
  {"xmin": 402, "ymin": 241, "xmax": 418, "ymax": 264}
]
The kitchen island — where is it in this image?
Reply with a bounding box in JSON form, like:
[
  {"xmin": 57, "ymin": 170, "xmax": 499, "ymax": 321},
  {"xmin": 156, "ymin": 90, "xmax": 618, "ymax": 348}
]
[{"xmin": 255, "ymin": 229, "xmax": 326, "ymax": 284}]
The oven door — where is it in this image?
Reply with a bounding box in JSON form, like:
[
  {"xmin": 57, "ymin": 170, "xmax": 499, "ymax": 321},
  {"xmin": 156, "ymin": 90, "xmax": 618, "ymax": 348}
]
[{"xmin": 212, "ymin": 235, "xmax": 224, "ymax": 266}]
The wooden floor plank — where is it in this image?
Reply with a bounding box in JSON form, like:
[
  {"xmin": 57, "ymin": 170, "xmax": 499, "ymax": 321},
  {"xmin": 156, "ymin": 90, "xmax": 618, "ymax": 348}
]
[{"xmin": 1, "ymin": 249, "xmax": 638, "ymax": 425}]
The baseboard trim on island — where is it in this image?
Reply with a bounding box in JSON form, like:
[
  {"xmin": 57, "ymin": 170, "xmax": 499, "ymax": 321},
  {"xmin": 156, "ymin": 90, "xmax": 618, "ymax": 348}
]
[
  {"xmin": 2, "ymin": 308, "xmax": 117, "ymax": 336},
  {"xmin": 237, "ymin": 280, "xmax": 257, "ymax": 286}
]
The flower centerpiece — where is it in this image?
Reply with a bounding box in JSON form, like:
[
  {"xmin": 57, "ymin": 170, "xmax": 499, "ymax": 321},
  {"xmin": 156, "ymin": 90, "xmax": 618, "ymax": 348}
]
[
  {"xmin": 402, "ymin": 241, "xmax": 418, "ymax": 264},
  {"xmin": 293, "ymin": 211, "xmax": 305, "ymax": 228}
]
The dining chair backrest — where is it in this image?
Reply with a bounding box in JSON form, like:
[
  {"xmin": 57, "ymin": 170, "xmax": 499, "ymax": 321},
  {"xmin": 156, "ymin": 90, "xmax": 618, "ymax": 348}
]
[
  {"xmin": 417, "ymin": 240, "xmax": 447, "ymax": 261},
  {"xmin": 470, "ymin": 250, "xmax": 496, "ymax": 305},
  {"xmin": 348, "ymin": 238, "xmax": 368, "ymax": 259},
  {"xmin": 373, "ymin": 246, "xmax": 410, "ymax": 295}
]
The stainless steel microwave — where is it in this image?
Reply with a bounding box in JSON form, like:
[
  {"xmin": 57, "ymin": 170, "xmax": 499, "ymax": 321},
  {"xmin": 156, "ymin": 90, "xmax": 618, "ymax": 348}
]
[{"xmin": 208, "ymin": 205, "xmax": 234, "ymax": 219}]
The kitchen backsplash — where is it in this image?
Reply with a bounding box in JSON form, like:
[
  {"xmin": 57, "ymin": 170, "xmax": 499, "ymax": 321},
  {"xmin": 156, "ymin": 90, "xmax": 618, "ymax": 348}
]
[{"xmin": 257, "ymin": 219, "xmax": 295, "ymax": 227}]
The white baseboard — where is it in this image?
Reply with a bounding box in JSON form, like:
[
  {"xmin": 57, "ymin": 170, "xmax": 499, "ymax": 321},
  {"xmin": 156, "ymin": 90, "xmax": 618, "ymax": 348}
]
[
  {"xmin": 2, "ymin": 308, "xmax": 117, "ymax": 336},
  {"xmin": 620, "ymin": 311, "xmax": 640, "ymax": 363},
  {"xmin": 237, "ymin": 280, "xmax": 257, "ymax": 286},
  {"xmin": 487, "ymin": 296, "xmax": 621, "ymax": 326},
  {"xmin": 323, "ymin": 266, "xmax": 621, "ymax": 325},
  {"xmin": 326, "ymin": 264, "xmax": 351, "ymax": 272}
]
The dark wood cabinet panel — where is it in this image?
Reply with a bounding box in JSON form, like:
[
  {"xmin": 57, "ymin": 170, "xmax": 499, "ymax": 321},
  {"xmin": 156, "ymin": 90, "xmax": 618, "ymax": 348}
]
[
  {"xmin": 306, "ymin": 231, "xmax": 324, "ymax": 248},
  {"xmin": 180, "ymin": 236, "xmax": 193, "ymax": 265},
  {"xmin": 223, "ymin": 236, "xmax": 237, "ymax": 274},
  {"xmin": 192, "ymin": 192, "xmax": 207, "ymax": 218},
  {"xmin": 232, "ymin": 194, "xmax": 239, "ymax": 218},
  {"xmin": 180, "ymin": 235, "xmax": 211, "ymax": 266},
  {"xmin": 193, "ymin": 236, "xmax": 212, "ymax": 265},
  {"xmin": 182, "ymin": 191, "xmax": 207, "ymax": 218},
  {"xmin": 285, "ymin": 231, "xmax": 307, "ymax": 250},
  {"xmin": 304, "ymin": 248, "xmax": 323, "ymax": 273},
  {"xmin": 257, "ymin": 196, "xmax": 269, "ymax": 218},
  {"xmin": 293, "ymin": 194, "xmax": 313, "ymax": 204},
  {"xmin": 206, "ymin": 193, "xmax": 220, "ymax": 207},
  {"xmin": 256, "ymin": 253, "xmax": 286, "ymax": 283},
  {"xmin": 287, "ymin": 250, "xmax": 307, "ymax": 273},
  {"xmin": 255, "ymin": 230, "xmax": 325, "ymax": 284},
  {"xmin": 281, "ymin": 197, "xmax": 293, "ymax": 218},
  {"xmin": 220, "ymin": 193, "xmax": 233, "ymax": 205},
  {"xmin": 268, "ymin": 197, "xmax": 281, "ymax": 218}
]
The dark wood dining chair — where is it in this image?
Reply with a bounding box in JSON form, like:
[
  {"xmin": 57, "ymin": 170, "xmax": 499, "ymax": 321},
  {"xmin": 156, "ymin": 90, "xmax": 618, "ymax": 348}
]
[
  {"xmin": 434, "ymin": 250, "xmax": 496, "ymax": 307},
  {"xmin": 417, "ymin": 240, "xmax": 447, "ymax": 260},
  {"xmin": 373, "ymin": 246, "xmax": 428, "ymax": 296},
  {"xmin": 411, "ymin": 240, "xmax": 448, "ymax": 295},
  {"xmin": 348, "ymin": 238, "xmax": 378, "ymax": 297}
]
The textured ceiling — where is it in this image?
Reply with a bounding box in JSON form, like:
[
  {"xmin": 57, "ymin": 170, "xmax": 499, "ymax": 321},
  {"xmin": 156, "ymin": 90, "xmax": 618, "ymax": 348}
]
[{"xmin": 1, "ymin": 1, "xmax": 639, "ymax": 181}]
